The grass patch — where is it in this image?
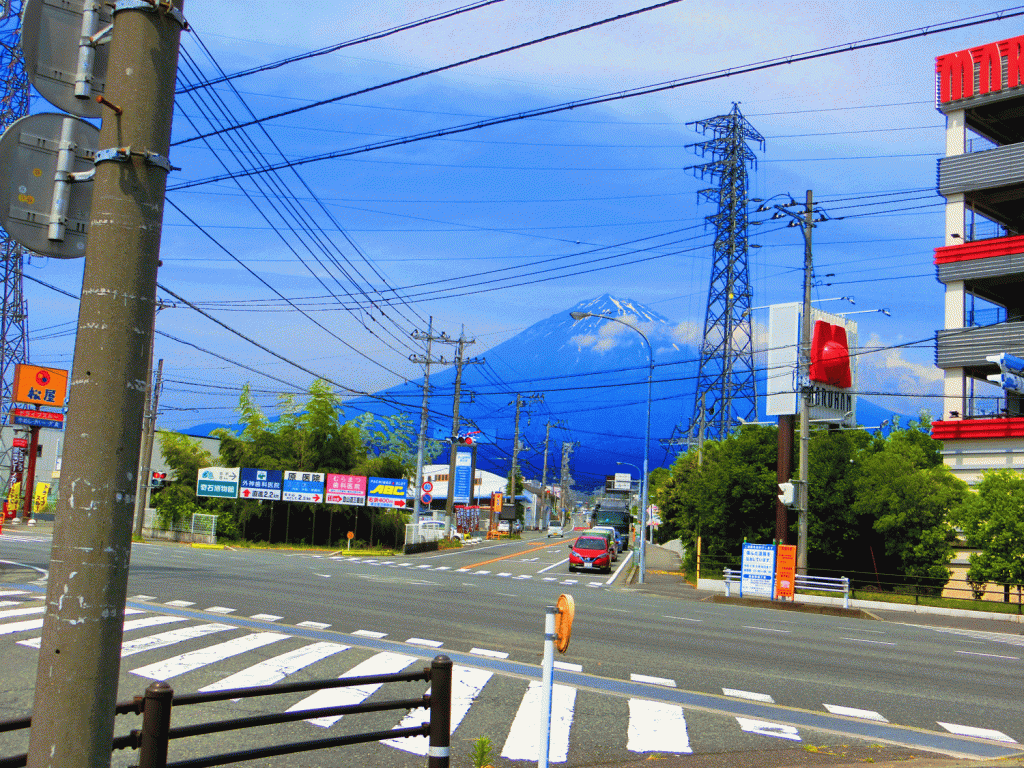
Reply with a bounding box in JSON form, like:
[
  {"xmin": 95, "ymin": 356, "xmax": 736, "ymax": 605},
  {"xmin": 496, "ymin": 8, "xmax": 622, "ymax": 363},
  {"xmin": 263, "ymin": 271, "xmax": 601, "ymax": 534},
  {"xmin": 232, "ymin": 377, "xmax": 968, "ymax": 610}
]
[{"xmin": 850, "ymin": 589, "xmax": 1023, "ymax": 614}]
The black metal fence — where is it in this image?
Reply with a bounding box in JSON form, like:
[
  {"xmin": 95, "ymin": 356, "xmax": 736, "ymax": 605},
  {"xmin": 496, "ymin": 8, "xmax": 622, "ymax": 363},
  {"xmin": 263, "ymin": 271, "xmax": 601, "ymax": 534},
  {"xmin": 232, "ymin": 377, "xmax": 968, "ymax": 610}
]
[{"xmin": 0, "ymin": 655, "xmax": 452, "ymax": 768}]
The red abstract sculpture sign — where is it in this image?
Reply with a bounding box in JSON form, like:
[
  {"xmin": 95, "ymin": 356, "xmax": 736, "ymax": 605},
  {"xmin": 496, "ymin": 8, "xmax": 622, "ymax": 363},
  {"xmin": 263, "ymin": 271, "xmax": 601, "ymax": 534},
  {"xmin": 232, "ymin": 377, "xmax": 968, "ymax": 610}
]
[{"xmin": 809, "ymin": 320, "xmax": 851, "ymax": 389}]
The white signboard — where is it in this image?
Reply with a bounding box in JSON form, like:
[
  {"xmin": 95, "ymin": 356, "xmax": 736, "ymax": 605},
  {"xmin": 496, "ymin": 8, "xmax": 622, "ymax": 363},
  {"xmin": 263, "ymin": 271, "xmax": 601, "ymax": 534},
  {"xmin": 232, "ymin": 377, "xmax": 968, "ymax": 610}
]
[
  {"xmin": 196, "ymin": 467, "xmax": 240, "ymax": 499},
  {"xmin": 740, "ymin": 543, "xmax": 776, "ymax": 599},
  {"xmin": 765, "ymin": 302, "xmax": 857, "ymax": 426}
]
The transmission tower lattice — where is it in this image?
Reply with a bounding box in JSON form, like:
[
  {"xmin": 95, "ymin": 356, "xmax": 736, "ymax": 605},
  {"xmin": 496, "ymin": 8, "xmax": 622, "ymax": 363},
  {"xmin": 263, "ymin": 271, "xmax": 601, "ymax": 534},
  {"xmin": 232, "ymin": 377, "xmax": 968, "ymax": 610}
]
[
  {"xmin": 670, "ymin": 103, "xmax": 763, "ymax": 454},
  {"xmin": 0, "ymin": 2, "xmax": 31, "ymax": 468}
]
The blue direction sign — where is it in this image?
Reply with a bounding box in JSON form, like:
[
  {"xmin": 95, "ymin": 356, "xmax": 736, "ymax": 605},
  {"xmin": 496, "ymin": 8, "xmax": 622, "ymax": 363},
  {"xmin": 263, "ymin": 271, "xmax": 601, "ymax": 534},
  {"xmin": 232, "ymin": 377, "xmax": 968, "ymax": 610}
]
[
  {"xmin": 282, "ymin": 471, "xmax": 325, "ymax": 503},
  {"xmin": 452, "ymin": 449, "xmax": 473, "ymax": 504},
  {"xmin": 239, "ymin": 468, "xmax": 282, "ymax": 501}
]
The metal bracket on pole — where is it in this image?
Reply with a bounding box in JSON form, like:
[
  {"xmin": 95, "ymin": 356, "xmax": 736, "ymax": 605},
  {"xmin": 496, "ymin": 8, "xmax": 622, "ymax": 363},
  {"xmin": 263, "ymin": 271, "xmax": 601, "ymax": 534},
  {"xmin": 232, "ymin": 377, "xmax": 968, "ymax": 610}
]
[
  {"xmin": 114, "ymin": 0, "xmax": 188, "ymax": 28},
  {"xmin": 94, "ymin": 146, "xmax": 176, "ymax": 172}
]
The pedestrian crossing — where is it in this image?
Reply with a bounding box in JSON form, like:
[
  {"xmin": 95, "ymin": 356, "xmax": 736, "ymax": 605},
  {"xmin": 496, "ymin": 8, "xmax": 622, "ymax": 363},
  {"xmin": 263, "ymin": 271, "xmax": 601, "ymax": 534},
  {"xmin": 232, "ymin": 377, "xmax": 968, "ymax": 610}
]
[
  {"xmin": 1, "ymin": 590, "xmax": 1020, "ymax": 763},
  {"xmin": 286, "ymin": 553, "xmax": 613, "ymax": 588}
]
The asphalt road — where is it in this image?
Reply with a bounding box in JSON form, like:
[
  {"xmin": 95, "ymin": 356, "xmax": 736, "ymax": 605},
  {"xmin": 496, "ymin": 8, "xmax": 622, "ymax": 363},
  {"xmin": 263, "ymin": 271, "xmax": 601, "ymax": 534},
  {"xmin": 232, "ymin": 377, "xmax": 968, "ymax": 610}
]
[{"xmin": 1, "ymin": 529, "xmax": 1023, "ymax": 768}]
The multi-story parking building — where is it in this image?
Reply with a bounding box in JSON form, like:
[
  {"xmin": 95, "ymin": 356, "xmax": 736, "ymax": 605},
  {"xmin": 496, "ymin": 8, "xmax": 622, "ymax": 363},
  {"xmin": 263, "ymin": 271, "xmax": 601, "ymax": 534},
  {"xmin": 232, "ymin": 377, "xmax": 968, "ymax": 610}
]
[{"xmin": 931, "ymin": 34, "xmax": 1024, "ymax": 484}]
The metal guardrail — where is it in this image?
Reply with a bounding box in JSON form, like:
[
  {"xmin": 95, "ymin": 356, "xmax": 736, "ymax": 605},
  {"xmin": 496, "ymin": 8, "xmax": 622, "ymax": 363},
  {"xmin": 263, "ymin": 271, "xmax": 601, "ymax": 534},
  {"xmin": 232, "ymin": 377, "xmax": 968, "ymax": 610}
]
[
  {"xmin": 723, "ymin": 569, "xmax": 850, "ymax": 608},
  {"xmin": 0, "ymin": 655, "xmax": 453, "ymax": 768}
]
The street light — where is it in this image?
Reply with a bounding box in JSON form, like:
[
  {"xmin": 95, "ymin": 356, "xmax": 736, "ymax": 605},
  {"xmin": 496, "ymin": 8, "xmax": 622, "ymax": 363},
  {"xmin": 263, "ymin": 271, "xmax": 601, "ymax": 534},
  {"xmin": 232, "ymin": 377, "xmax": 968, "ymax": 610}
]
[
  {"xmin": 615, "ymin": 461, "xmax": 643, "ymax": 539},
  {"xmin": 570, "ymin": 311, "xmax": 652, "ymax": 584}
]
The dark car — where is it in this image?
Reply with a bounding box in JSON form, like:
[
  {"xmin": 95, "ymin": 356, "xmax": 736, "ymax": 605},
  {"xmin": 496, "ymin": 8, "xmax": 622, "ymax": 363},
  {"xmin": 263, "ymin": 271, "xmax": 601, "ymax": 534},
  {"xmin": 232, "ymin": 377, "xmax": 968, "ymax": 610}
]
[{"xmin": 568, "ymin": 535, "xmax": 613, "ymax": 574}]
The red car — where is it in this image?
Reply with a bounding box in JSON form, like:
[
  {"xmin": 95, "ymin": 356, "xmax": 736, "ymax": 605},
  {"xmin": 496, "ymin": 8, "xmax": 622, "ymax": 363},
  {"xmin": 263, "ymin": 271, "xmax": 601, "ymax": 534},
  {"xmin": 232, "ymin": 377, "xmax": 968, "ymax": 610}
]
[{"xmin": 568, "ymin": 534, "xmax": 613, "ymax": 574}]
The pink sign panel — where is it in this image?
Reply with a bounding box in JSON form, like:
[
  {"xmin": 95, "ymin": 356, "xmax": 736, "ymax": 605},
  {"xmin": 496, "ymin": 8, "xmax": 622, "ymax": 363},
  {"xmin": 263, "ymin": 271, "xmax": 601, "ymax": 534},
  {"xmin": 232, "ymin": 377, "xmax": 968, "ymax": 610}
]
[{"xmin": 326, "ymin": 474, "xmax": 367, "ymax": 505}]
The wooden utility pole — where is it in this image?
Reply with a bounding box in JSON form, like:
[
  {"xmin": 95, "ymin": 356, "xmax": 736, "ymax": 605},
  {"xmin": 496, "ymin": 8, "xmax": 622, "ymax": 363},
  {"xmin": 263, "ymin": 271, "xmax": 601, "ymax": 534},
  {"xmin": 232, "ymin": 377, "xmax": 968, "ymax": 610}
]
[{"xmin": 27, "ymin": 4, "xmax": 184, "ymax": 766}]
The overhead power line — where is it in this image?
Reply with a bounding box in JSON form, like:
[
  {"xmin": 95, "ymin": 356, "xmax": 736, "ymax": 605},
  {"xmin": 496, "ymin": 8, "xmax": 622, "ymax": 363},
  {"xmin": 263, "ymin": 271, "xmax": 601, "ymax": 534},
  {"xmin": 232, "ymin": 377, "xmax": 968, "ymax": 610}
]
[
  {"xmin": 169, "ymin": 7, "xmax": 1024, "ymax": 191},
  {"xmin": 176, "ymin": 0, "xmax": 506, "ymax": 94}
]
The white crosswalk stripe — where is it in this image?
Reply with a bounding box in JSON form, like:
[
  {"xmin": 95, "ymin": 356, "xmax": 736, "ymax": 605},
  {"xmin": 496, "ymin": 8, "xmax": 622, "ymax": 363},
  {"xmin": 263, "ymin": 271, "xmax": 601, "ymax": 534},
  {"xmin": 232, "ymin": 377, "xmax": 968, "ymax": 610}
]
[
  {"xmin": 120, "ymin": 623, "xmax": 234, "ymax": 657},
  {"xmin": 501, "ymin": 680, "xmax": 576, "ymax": 762},
  {"xmin": 286, "ymin": 651, "xmax": 417, "ymax": 728},
  {"xmin": 383, "ymin": 665, "xmax": 493, "ymax": 755},
  {"xmin": 628, "ymin": 699, "xmax": 692, "ymax": 753},
  {"xmin": 199, "ymin": 641, "xmax": 349, "ymax": 695},
  {"xmin": 131, "ymin": 632, "xmax": 291, "ymax": 680}
]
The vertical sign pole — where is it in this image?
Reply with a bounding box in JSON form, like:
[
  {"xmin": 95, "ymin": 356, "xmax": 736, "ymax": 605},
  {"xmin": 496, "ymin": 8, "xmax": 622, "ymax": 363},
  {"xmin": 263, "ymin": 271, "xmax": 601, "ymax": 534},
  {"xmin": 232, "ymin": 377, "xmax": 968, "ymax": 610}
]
[
  {"xmin": 538, "ymin": 605, "xmax": 556, "ymax": 768},
  {"xmin": 27, "ymin": 4, "xmax": 184, "ymax": 767},
  {"xmin": 20, "ymin": 424, "xmax": 38, "ymax": 521}
]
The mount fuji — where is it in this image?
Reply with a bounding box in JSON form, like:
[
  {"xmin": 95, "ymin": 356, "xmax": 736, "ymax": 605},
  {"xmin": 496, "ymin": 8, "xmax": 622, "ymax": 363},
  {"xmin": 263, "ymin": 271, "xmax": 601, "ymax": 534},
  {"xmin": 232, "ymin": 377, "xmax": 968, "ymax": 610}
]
[{"xmin": 185, "ymin": 294, "xmax": 898, "ymax": 491}]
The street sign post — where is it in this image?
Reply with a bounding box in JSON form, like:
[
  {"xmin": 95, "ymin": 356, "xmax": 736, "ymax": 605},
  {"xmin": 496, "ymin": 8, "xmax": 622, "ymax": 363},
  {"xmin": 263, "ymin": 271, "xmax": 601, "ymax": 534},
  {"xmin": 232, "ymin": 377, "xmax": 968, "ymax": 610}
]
[
  {"xmin": 281, "ymin": 471, "xmax": 325, "ymax": 503},
  {"xmin": 239, "ymin": 468, "xmax": 282, "ymax": 501},
  {"xmin": 196, "ymin": 467, "xmax": 240, "ymax": 499},
  {"xmin": 367, "ymin": 477, "xmax": 409, "ymax": 508}
]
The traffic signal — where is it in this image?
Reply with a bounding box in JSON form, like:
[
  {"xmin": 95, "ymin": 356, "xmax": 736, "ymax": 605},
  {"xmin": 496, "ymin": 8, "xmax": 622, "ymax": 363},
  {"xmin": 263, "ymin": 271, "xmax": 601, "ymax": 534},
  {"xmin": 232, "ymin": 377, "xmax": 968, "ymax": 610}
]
[
  {"xmin": 151, "ymin": 470, "xmax": 167, "ymax": 488},
  {"xmin": 449, "ymin": 435, "xmax": 473, "ymax": 446}
]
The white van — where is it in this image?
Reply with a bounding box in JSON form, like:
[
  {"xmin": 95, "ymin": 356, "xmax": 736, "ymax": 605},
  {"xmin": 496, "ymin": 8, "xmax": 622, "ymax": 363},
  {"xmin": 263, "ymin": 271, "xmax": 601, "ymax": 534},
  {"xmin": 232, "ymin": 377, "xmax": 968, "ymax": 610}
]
[{"xmin": 418, "ymin": 519, "xmax": 462, "ymax": 541}]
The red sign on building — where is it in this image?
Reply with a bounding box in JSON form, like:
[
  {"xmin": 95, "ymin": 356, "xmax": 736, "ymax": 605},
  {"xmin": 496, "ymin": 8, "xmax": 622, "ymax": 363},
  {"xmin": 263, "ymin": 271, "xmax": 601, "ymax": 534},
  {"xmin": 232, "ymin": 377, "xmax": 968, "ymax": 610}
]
[
  {"xmin": 936, "ymin": 35, "xmax": 1023, "ymax": 104},
  {"xmin": 809, "ymin": 320, "xmax": 852, "ymax": 389}
]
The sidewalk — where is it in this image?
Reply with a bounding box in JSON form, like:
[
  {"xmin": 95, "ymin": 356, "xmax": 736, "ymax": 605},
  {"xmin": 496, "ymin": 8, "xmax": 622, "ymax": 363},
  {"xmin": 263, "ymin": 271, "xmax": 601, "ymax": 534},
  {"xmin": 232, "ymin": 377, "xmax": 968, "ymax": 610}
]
[{"xmin": 626, "ymin": 542, "xmax": 1024, "ymax": 635}]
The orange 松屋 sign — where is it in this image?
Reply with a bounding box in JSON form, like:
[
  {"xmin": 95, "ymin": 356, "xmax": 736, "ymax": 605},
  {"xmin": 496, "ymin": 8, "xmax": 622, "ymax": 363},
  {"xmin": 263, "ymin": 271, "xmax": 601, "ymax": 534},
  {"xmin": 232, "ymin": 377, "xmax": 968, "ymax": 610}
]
[
  {"xmin": 775, "ymin": 544, "xmax": 797, "ymax": 600},
  {"xmin": 12, "ymin": 364, "xmax": 68, "ymax": 408}
]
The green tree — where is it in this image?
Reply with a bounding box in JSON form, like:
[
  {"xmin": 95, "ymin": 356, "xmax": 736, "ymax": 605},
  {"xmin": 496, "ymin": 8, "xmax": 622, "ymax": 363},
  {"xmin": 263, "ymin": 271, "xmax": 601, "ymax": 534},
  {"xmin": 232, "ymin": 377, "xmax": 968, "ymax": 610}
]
[
  {"xmin": 955, "ymin": 469, "xmax": 1024, "ymax": 603},
  {"xmin": 852, "ymin": 432, "xmax": 965, "ymax": 594},
  {"xmin": 151, "ymin": 431, "xmax": 215, "ymax": 529}
]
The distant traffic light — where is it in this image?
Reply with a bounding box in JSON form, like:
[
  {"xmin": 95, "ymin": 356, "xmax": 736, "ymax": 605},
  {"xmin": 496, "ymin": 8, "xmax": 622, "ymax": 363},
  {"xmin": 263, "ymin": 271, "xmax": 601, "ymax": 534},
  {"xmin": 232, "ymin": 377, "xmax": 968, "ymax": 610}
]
[
  {"xmin": 448, "ymin": 435, "xmax": 474, "ymax": 446},
  {"xmin": 151, "ymin": 470, "xmax": 167, "ymax": 488}
]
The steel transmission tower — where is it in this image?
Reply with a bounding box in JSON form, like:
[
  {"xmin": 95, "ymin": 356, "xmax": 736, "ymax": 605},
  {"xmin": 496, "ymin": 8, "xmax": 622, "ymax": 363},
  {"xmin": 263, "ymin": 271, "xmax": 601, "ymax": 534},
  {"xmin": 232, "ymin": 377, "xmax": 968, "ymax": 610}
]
[
  {"xmin": 682, "ymin": 103, "xmax": 763, "ymax": 446},
  {"xmin": 0, "ymin": 0, "xmax": 30, "ymax": 435}
]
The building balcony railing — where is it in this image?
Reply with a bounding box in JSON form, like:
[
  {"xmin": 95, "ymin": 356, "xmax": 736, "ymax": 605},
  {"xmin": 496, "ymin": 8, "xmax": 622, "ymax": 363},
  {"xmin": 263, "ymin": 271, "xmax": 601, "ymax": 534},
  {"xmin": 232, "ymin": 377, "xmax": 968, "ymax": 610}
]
[{"xmin": 935, "ymin": 321, "xmax": 1024, "ymax": 370}]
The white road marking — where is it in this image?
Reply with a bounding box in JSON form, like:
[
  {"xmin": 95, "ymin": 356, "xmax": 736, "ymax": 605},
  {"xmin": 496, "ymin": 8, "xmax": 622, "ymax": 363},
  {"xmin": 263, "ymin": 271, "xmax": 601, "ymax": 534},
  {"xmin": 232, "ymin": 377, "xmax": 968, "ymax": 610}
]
[
  {"xmin": 297, "ymin": 621, "xmax": 331, "ymax": 630},
  {"xmin": 497, "ymin": 572, "xmax": 512, "ymax": 578},
  {"xmin": 562, "ymin": 579, "xmax": 578, "ymax": 585},
  {"xmin": 315, "ymin": 574, "xmax": 331, "ymax": 578},
  {"xmin": 0, "ymin": 600, "xmax": 22, "ymax": 608},
  {"xmin": 287, "ymin": 651, "xmax": 417, "ymax": 727},
  {"xmin": 627, "ymin": 699, "xmax": 692, "ymax": 753},
  {"xmin": 164, "ymin": 600, "xmax": 195, "ymax": 608},
  {"xmin": 250, "ymin": 614, "xmax": 283, "ymax": 622},
  {"xmin": 120, "ymin": 623, "xmax": 235, "ymax": 657},
  {"xmin": 122, "ymin": 616, "xmax": 188, "ymax": 632},
  {"xmin": 0, "ymin": 590, "xmax": 28, "ymax": 597},
  {"xmin": 743, "ymin": 626, "xmax": 791, "ymax": 634},
  {"xmin": 937, "ymin": 722, "xmax": 1017, "ymax": 743},
  {"xmin": 470, "ymin": 647, "xmax": 508, "ymax": 659},
  {"xmin": 501, "ymin": 681, "xmax": 575, "ymax": 762},
  {"xmin": 0, "ymin": 606, "xmax": 44, "ymax": 620},
  {"xmin": 554, "ymin": 661, "xmax": 582, "ymax": 672},
  {"xmin": 631, "ymin": 673, "xmax": 676, "ymax": 687},
  {"xmin": 956, "ymin": 650, "xmax": 1019, "ymax": 660},
  {"xmin": 353, "ymin": 629, "xmax": 387, "ymax": 639},
  {"xmin": 538, "ymin": 559, "xmax": 569, "ymax": 574},
  {"xmin": 840, "ymin": 637, "xmax": 896, "ymax": 646},
  {"xmin": 475, "ymin": 570, "xmax": 491, "ymax": 575},
  {"xmin": 407, "ymin": 637, "xmax": 443, "ymax": 648},
  {"xmin": 542, "ymin": 577, "xmax": 558, "ymax": 582},
  {"xmin": 736, "ymin": 717, "xmax": 801, "ymax": 741},
  {"xmin": 4, "ymin": 618, "xmax": 44, "ymax": 636},
  {"xmin": 131, "ymin": 595, "xmax": 157, "ymax": 601},
  {"xmin": 384, "ymin": 666, "xmax": 494, "ymax": 755},
  {"xmin": 435, "ymin": 566, "xmax": 451, "ymax": 571},
  {"xmin": 131, "ymin": 632, "xmax": 290, "ymax": 679},
  {"xmin": 205, "ymin": 606, "xmax": 236, "ymax": 614},
  {"xmin": 199, "ymin": 642, "xmax": 348, "ymax": 694},
  {"xmin": 723, "ymin": 688, "xmax": 774, "ymax": 703},
  {"xmin": 415, "ymin": 565, "xmax": 431, "ymax": 569},
  {"xmin": 665, "ymin": 615, "xmax": 702, "ymax": 623},
  {"xmin": 823, "ymin": 704, "xmax": 888, "ymax": 722}
]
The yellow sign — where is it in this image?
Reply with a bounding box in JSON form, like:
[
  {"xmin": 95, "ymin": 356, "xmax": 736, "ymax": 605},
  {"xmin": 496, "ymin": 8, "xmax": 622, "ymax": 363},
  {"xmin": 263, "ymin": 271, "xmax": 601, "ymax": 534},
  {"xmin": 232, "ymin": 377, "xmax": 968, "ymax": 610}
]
[
  {"xmin": 32, "ymin": 482, "xmax": 50, "ymax": 514},
  {"xmin": 12, "ymin": 364, "xmax": 68, "ymax": 408},
  {"xmin": 6, "ymin": 481, "xmax": 20, "ymax": 509}
]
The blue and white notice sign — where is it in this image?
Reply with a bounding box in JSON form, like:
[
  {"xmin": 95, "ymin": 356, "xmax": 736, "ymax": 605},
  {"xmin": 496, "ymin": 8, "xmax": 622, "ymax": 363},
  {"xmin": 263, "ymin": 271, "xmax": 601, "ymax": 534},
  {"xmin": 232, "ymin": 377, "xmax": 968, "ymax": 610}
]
[
  {"xmin": 281, "ymin": 471, "xmax": 325, "ymax": 503},
  {"xmin": 452, "ymin": 449, "xmax": 473, "ymax": 504},
  {"xmin": 239, "ymin": 468, "xmax": 282, "ymax": 501},
  {"xmin": 740, "ymin": 543, "xmax": 777, "ymax": 599}
]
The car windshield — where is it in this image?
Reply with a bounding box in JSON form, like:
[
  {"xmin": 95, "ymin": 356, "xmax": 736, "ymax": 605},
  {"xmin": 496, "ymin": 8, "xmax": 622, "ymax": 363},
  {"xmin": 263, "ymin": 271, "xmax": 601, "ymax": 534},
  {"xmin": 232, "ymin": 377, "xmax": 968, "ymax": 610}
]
[{"xmin": 575, "ymin": 537, "xmax": 606, "ymax": 550}]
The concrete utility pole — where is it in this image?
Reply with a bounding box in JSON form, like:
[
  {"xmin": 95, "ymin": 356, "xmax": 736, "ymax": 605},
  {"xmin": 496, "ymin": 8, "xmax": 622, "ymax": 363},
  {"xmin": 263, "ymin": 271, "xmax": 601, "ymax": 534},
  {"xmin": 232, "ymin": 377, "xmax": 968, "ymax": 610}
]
[
  {"xmin": 132, "ymin": 358, "xmax": 163, "ymax": 539},
  {"xmin": 797, "ymin": 190, "xmax": 814, "ymax": 575},
  {"xmin": 558, "ymin": 441, "xmax": 576, "ymax": 526},
  {"xmin": 540, "ymin": 420, "xmax": 559, "ymax": 528},
  {"xmin": 27, "ymin": 4, "xmax": 185, "ymax": 767},
  {"xmin": 506, "ymin": 393, "xmax": 542, "ymax": 513},
  {"xmin": 443, "ymin": 333, "xmax": 482, "ymax": 534},
  {"xmin": 410, "ymin": 319, "xmax": 454, "ymax": 521}
]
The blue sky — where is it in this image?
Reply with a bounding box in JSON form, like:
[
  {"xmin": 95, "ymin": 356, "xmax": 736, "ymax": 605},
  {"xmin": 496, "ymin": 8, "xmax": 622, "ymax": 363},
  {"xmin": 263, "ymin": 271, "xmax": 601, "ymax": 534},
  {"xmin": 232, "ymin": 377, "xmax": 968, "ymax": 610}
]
[{"xmin": 19, "ymin": 0, "xmax": 1021, "ymax": 433}]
